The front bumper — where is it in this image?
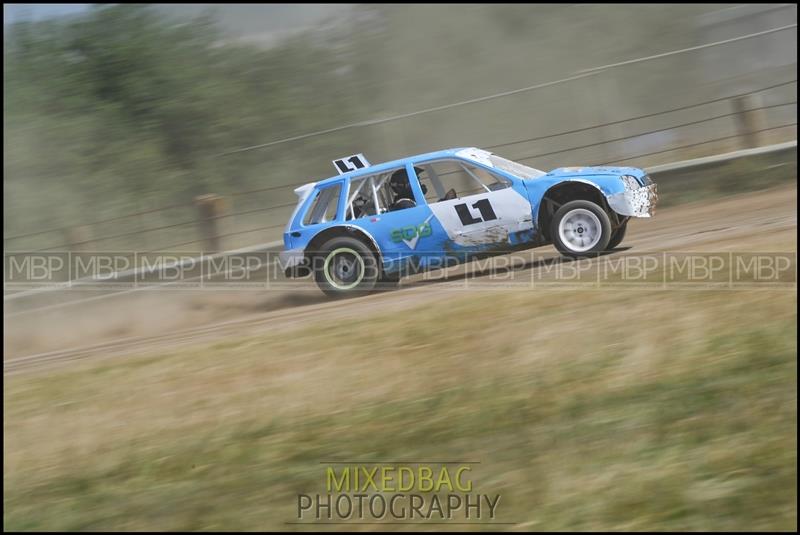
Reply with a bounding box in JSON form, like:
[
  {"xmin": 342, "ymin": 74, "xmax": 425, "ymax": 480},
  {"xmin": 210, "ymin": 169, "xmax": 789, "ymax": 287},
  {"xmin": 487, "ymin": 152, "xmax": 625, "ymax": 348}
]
[{"xmin": 607, "ymin": 183, "xmax": 658, "ymax": 218}]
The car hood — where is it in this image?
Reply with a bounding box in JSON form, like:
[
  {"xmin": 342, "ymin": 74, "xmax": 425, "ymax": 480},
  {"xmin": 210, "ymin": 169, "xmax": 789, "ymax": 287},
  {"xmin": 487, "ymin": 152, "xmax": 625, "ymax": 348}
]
[{"xmin": 545, "ymin": 166, "xmax": 645, "ymax": 179}]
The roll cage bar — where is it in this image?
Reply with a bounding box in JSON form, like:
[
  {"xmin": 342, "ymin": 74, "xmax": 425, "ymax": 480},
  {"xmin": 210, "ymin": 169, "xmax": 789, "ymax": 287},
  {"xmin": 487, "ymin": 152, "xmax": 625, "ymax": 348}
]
[{"xmin": 342, "ymin": 159, "xmax": 495, "ymax": 220}]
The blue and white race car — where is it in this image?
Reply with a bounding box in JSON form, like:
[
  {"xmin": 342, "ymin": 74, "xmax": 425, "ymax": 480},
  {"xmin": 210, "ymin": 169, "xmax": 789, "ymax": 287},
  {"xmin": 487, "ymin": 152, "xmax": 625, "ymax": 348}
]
[{"xmin": 280, "ymin": 148, "xmax": 657, "ymax": 296}]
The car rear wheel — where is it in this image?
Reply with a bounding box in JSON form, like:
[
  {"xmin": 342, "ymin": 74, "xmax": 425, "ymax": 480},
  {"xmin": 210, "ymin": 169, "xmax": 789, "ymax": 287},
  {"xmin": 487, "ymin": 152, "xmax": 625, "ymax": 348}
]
[
  {"xmin": 314, "ymin": 236, "xmax": 379, "ymax": 297},
  {"xmin": 551, "ymin": 200, "xmax": 612, "ymax": 258}
]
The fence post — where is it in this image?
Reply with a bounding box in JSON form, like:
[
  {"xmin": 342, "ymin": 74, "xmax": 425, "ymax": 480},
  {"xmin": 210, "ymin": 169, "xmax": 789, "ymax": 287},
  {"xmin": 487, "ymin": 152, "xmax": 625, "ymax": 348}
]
[
  {"xmin": 732, "ymin": 94, "xmax": 766, "ymax": 149},
  {"xmin": 193, "ymin": 194, "xmax": 225, "ymax": 253}
]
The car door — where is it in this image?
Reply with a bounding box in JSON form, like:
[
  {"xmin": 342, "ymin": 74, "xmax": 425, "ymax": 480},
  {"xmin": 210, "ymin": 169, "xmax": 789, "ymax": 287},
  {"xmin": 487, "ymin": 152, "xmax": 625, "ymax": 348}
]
[
  {"xmin": 344, "ymin": 164, "xmax": 444, "ymax": 275},
  {"xmin": 416, "ymin": 159, "xmax": 535, "ymax": 253}
]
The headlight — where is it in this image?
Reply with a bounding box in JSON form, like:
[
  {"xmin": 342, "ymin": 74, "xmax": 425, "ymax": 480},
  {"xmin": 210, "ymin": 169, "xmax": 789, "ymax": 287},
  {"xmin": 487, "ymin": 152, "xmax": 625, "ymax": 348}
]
[{"xmin": 621, "ymin": 175, "xmax": 640, "ymax": 190}]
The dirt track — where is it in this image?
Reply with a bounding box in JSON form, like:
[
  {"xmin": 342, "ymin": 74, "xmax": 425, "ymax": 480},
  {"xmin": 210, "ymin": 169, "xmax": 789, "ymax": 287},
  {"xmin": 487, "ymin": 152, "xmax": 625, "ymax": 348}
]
[{"xmin": 4, "ymin": 183, "xmax": 797, "ymax": 374}]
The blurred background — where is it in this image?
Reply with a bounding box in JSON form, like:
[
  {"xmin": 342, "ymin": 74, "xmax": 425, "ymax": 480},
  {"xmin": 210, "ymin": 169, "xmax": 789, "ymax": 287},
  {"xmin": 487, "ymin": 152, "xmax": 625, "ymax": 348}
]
[
  {"xmin": 3, "ymin": 3, "xmax": 797, "ymax": 253},
  {"xmin": 4, "ymin": 6, "xmax": 798, "ymax": 532}
]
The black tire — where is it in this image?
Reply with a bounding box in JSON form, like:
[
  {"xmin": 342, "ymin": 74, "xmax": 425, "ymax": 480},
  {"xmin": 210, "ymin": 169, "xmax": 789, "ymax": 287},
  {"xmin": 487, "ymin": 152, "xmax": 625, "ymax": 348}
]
[
  {"xmin": 313, "ymin": 236, "xmax": 379, "ymax": 297},
  {"xmin": 550, "ymin": 199, "xmax": 612, "ymax": 258},
  {"xmin": 606, "ymin": 220, "xmax": 628, "ymax": 250}
]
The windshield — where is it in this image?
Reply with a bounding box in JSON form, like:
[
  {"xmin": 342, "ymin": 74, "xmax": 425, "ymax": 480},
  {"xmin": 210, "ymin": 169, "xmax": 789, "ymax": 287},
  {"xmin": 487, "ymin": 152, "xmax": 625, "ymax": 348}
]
[{"xmin": 489, "ymin": 154, "xmax": 546, "ymax": 179}]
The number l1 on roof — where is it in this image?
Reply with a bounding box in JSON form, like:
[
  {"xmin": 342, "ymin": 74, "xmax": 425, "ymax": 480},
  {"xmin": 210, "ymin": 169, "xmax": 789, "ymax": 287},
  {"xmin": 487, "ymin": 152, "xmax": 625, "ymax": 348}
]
[{"xmin": 333, "ymin": 154, "xmax": 370, "ymax": 175}]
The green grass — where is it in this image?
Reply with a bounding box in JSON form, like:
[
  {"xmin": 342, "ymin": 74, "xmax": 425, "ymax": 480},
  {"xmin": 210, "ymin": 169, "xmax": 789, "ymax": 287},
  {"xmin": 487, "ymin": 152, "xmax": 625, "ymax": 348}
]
[{"xmin": 4, "ymin": 288, "xmax": 797, "ymax": 531}]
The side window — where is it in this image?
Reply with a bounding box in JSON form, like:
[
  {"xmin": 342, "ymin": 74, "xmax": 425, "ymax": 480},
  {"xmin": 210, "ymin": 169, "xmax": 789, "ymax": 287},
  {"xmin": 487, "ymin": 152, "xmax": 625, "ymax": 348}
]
[
  {"xmin": 345, "ymin": 167, "xmax": 418, "ymax": 220},
  {"xmin": 414, "ymin": 160, "xmax": 511, "ymax": 203},
  {"xmin": 303, "ymin": 183, "xmax": 342, "ymax": 225}
]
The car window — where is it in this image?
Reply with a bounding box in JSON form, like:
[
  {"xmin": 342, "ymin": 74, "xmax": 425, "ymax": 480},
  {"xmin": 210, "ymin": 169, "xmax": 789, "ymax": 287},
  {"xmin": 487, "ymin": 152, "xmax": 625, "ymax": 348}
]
[
  {"xmin": 345, "ymin": 167, "xmax": 418, "ymax": 220},
  {"xmin": 413, "ymin": 159, "xmax": 511, "ymax": 203},
  {"xmin": 303, "ymin": 183, "xmax": 342, "ymax": 225}
]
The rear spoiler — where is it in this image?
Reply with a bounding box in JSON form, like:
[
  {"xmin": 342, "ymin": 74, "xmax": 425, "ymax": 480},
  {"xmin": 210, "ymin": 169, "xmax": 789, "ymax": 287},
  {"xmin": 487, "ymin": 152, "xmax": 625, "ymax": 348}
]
[
  {"xmin": 285, "ymin": 182, "xmax": 317, "ymax": 232},
  {"xmin": 293, "ymin": 182, "xmax": 316, "ymax": 197}
]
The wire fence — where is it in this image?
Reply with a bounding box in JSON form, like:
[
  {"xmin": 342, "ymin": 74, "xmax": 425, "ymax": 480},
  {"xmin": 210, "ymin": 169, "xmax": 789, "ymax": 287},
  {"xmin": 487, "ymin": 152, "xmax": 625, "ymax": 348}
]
[
  {"xmin": 602, "ymin": 123, "xmax": 796, "ymax": 165},
  {"xmin": 511, "ymin": 101, "xmax": 797, "ymax": 164},
  {"xmin": 4, "ymin": 77, "xmax": 797, "ymax": 253}
]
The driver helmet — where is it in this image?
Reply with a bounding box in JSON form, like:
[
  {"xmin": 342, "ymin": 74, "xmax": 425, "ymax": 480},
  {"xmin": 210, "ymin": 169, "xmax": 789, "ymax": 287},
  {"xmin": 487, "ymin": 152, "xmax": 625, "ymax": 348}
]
[{"xmin": 389, "ymin": 167, "xmax": 427, "ymax": 197}]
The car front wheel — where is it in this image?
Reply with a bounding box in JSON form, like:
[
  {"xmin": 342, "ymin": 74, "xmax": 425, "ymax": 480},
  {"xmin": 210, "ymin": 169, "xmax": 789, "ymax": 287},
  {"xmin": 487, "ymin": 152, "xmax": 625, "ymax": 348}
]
[
  {"xmin": 314, "ymin": 236, "xmax": 379, "ymax": 297},
  {"xmin": 551, "ymin": 200, "xmax": 612, "ymax": 258},
  {"xmin": 606, "ymin": 220, "xmax": 628, "ymax": 250}
]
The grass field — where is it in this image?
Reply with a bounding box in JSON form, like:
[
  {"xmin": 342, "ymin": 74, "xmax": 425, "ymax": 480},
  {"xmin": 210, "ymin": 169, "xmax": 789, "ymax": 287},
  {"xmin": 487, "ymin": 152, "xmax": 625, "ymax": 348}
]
[{"xmin": 4, "ymin": 284, "xmax": 797, "ymax": 530}]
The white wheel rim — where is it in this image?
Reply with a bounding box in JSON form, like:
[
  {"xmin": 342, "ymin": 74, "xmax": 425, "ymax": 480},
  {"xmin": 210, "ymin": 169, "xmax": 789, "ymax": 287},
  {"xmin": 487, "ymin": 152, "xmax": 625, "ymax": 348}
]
[
  {"xmin": 323, "ymin": 247, "xmax": 365, "ymax": 290},
  {"xmin": 558, "ymin": 208, "xmax": 602, "ymax": 252}
]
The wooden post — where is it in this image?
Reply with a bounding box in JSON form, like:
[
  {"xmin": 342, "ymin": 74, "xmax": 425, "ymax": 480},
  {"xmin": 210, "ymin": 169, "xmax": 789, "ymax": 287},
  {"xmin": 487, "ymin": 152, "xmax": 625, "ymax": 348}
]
[
  {"xmin": 732, "ymin": 94, "xmax": 766, "ymax": 149},
  {"xmin": 193, "ymin": 194, "xmax": 225, "ymax": 253}
]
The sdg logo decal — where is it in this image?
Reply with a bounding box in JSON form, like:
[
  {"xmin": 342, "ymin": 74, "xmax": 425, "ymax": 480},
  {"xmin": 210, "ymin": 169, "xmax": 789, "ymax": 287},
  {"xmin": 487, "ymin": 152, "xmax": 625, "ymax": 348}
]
[
  {"xmin": 391, "ymin": 222, "xmax": 432, "ymax": 243},
  {"xmin": 391, "ymin": 218, "xmax": 434, "ymax": 250}
]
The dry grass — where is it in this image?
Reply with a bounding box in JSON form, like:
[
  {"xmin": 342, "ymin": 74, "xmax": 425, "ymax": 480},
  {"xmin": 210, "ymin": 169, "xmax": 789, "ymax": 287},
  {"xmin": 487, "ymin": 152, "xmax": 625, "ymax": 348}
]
[{"xmin": 4, "ymin": 284, "xmax": 797, "ymax": 530}]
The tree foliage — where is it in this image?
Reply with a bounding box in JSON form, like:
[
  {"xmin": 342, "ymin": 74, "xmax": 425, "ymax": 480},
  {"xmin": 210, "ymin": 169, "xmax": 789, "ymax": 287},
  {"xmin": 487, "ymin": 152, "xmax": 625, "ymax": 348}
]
[{"xmin": 4, "ymin": 4, "xmax": 361, "ymax": 235}]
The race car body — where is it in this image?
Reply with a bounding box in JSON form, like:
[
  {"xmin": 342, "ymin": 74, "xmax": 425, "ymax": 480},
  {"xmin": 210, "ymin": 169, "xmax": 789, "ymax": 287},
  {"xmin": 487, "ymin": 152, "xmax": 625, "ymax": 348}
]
[{"xmin": 280, "ymin": 147, "xmax": 657, "ymax": 296}]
